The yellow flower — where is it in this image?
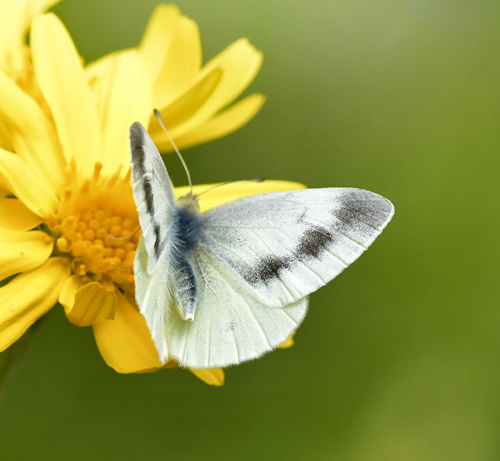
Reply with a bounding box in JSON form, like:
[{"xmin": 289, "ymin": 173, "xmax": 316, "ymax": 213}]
[
  {"xmin": 88, "ymin": 4, "xmax": 266, "ymax": 153},
  {"xmin": 0, "ymin": 7, "xmax": 303, "ymax": 385},
  {"xmin": 0, "ymin": 0, "xmax": 60, "ymax": 82}
]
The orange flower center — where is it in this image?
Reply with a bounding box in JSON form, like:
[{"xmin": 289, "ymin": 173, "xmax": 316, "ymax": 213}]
[{"xmin": 47, "ymin": 162, "xmax": 140, "ymax": 293}]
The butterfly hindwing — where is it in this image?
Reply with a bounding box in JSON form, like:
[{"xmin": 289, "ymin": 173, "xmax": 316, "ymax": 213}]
[
  {"xmin": 134, "ymin": 236, "xmax": 171, "ymax": 362},
  {"xmin": 168, "ymin": 245, "xmax": 309, "ymax": 368}
]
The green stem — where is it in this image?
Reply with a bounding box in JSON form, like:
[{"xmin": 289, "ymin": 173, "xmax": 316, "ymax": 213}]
[{"xmin": 0, "ymin": 317, "xmax": 47, "ymax": 410}]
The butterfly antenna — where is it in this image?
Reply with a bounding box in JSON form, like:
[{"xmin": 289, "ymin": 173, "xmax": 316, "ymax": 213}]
[
  {"xmin": 154, "ymin": 109, "xmax": 193, "ymax": 195},
  {"xmin": 196, "ymin": 178, "xmax": 265, "ymax": 197}
]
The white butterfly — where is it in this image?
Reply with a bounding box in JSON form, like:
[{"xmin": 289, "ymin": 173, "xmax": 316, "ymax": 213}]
[{"xmin": 130, "ymin": 122, "xmax": 394, "ymax": 369}]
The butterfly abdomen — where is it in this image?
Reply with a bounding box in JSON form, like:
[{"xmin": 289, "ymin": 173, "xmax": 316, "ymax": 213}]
[{"xmin": 170, "ymin": 197, "xmax": 204, "ymax": 321}]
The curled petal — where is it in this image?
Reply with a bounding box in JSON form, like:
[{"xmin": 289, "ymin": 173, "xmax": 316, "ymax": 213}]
[
  {"xmin": 31, "ymin": 13, "xmax": 101, "ymax": 179},
  {"xmin": 158, "ymin": 93, "xmax": 265, "ymax": 151},
  {"xmin": 93, "ymin": 290, "xmax": 164, "ymax": 373},
  {"xmin": 149, "ymin": 68, "xmax": 222, "ymax": 143},
  {"xmin": 65, "ymin": 282, "xmax": 117, "ymax": 327},
  {"xmin": 0, "ymin": 148, "xmax": 59, "ymax": 216},
  {"xmin": 59, "ymin": 274, "xmax": 85, "ymax": 314},
  {"xmin": 175, "ymin": 180, "xmax": 306, "ymax": 213},
  {"xmin": 163, "ymin": 38, "xmax": 263, "ymax": 139},
  {"xmin": 0, "ymin": 229, "xmax": 53, "ymax": 281},
  {"xmin": 0, "ymin": 257, "xmax": 70, "ymax": 352},
  {"xmin": 189, "ymin": 368, "xmax": 225, "ymax": 386},
  {"xmin": 0, "ymin": 198, "xmax": 43, "ymax": 231},
  {"xmin": 199, "ymin": 38, "xmax": 263, "ymax": 113}
]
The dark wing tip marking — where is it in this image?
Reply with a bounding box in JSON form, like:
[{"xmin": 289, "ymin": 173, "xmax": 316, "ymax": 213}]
[
  {"xmin": 130, "ymin": 122, "xmax": 147, "ymax": 142},
  {"xmin": 334, "ymin": 189, "xmax": 394, "ymax": 230}
]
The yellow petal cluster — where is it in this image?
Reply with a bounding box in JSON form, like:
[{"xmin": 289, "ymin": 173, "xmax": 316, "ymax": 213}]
[
  {"xmin": 88, "ymin": 4, "xmax": 266, "ymax": 154},
  {"xmin": 0, "ymin": 3, "xmax": 301, "ymax": 386},
  {"xmin": 0, "ymin": 0, "xmax": 60, "ymax": 84}
]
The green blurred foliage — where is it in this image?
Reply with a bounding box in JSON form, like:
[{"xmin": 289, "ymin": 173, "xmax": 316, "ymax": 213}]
[{"xmin": 1, "ymin": 0, "xmax": 500, "ymax": 460}]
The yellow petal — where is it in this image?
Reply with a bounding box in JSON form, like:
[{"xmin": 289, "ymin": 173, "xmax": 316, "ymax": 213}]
[
  {"xmin": 161, "ymin": 38, "xmax": 262, "ymax": 140},
  {"xmin": 148, "ymin": 68, "xmax": 222, "ymax": 145},
  {"xmin": 189, "ymin": 368, "xmax": 225, "ymax": 386},
  {"xmin": 31, "ymin": 13, "xmax": 101, "ymax": 179},
  {"xmin": 59, "ymin": 274, "xmax": 85, "ymax": 315},
  {"xmin": 89, "ymin": 50, "xmax": 152, "ymax": 175},
  {"xmin": 85, "ymin": 49, "xmax": 123, "ymax": 83},
  {"xmin": 158, "ymin": 93, "xmax": 265, "ymax": 151},
  {"xmin": 0, "ymin": 198, "xmax": 43, "ymax": 231},
  {"xmin": 140, "ymin": 4, "xmax": 201, "ymax": 108},
  {"xmin": 93, "ymin": 290, "xmax": 164, "ymax": 373},
  {"xmin": 25, "ymin": 0, "xmax": 61, "ymax": 15},
  {"xmin": 198, "ymin": 38, "xmax": 262, "ymax": 114},
  {"xmin": 278, "ymin": 332, "xmax": 295, "ymax": 349},
  {"xmin": 174, "ymin": 180, "xmax": 306, "ymax": 213},
  {"xmin": 0, "ymin": 229, "xmax": 53, "ymax": 281},
  {"xmin": 65, "ymin": 282, "xmax": 117, "ymax": 327},
  {"xmin": 0, "ymin": 0, "xmax": 61, "ymax": 77},
  {"xmin": 139, "ymin": 5, "xmax": 183, "ymax": 80},
  {"xmin": 0, "ymin": 122, "xmax": 13, "ymax": 151},
  {"xmin": 0, "ymin": 147, "xmax": 58, "ymax": 216},
  {"xmin": 0, "ymin": 70, "xmax": 66, "ymax": 190},
  {"xmin": 0, "ymin": 257, "xmax": 70, "ymax": 352}
]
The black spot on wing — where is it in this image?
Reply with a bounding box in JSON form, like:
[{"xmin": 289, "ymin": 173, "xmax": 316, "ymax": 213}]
[
  {"xmin": 242, "ymin": 226, "xmax": 334, "ymax": 287},
  {"xmin": 295, "ymin": 226, "xmax": 334, "ymax": 259},
  {"xmin": 141, "ymin": 178, "xmax": 162, "ymax": 258},
  {"xmin": 254, "ymin": 255, "xmax": 290, "ymax": 285}
]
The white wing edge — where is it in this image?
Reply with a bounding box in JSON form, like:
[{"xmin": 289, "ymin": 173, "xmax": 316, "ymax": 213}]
[{"xmin": 134, "ymin": 236, "xmax": 170, "ymax": 364}]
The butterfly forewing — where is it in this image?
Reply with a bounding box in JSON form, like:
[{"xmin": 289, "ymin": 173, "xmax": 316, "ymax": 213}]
[
  {"xmin": 130, "ymin": 122, "xmax": 176, "ymax": 274},
  {"xmin": 196, "ymin": 188, "xmax": 394, "ymax": 308}
]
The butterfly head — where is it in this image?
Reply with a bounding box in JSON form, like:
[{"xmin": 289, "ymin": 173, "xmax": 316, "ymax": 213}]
[{"xmin": 177, "ymin": 193, "xmax": 200, "ymax": 215}]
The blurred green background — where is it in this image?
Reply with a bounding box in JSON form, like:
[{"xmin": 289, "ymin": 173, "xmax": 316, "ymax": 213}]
[{"xmin": 2, "ymin": 0, "xmax": 500, "ymax": 459}]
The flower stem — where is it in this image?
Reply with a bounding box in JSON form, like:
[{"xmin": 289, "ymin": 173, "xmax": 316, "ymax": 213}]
[{"xmin": 0, "ymin": 317, "xmax": 47, "ymax": 410}]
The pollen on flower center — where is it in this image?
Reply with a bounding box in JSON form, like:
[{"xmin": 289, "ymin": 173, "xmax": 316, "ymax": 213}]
[{"xmin": 47, "ymin": 163, "xmax": 140, "ymax": 293}]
